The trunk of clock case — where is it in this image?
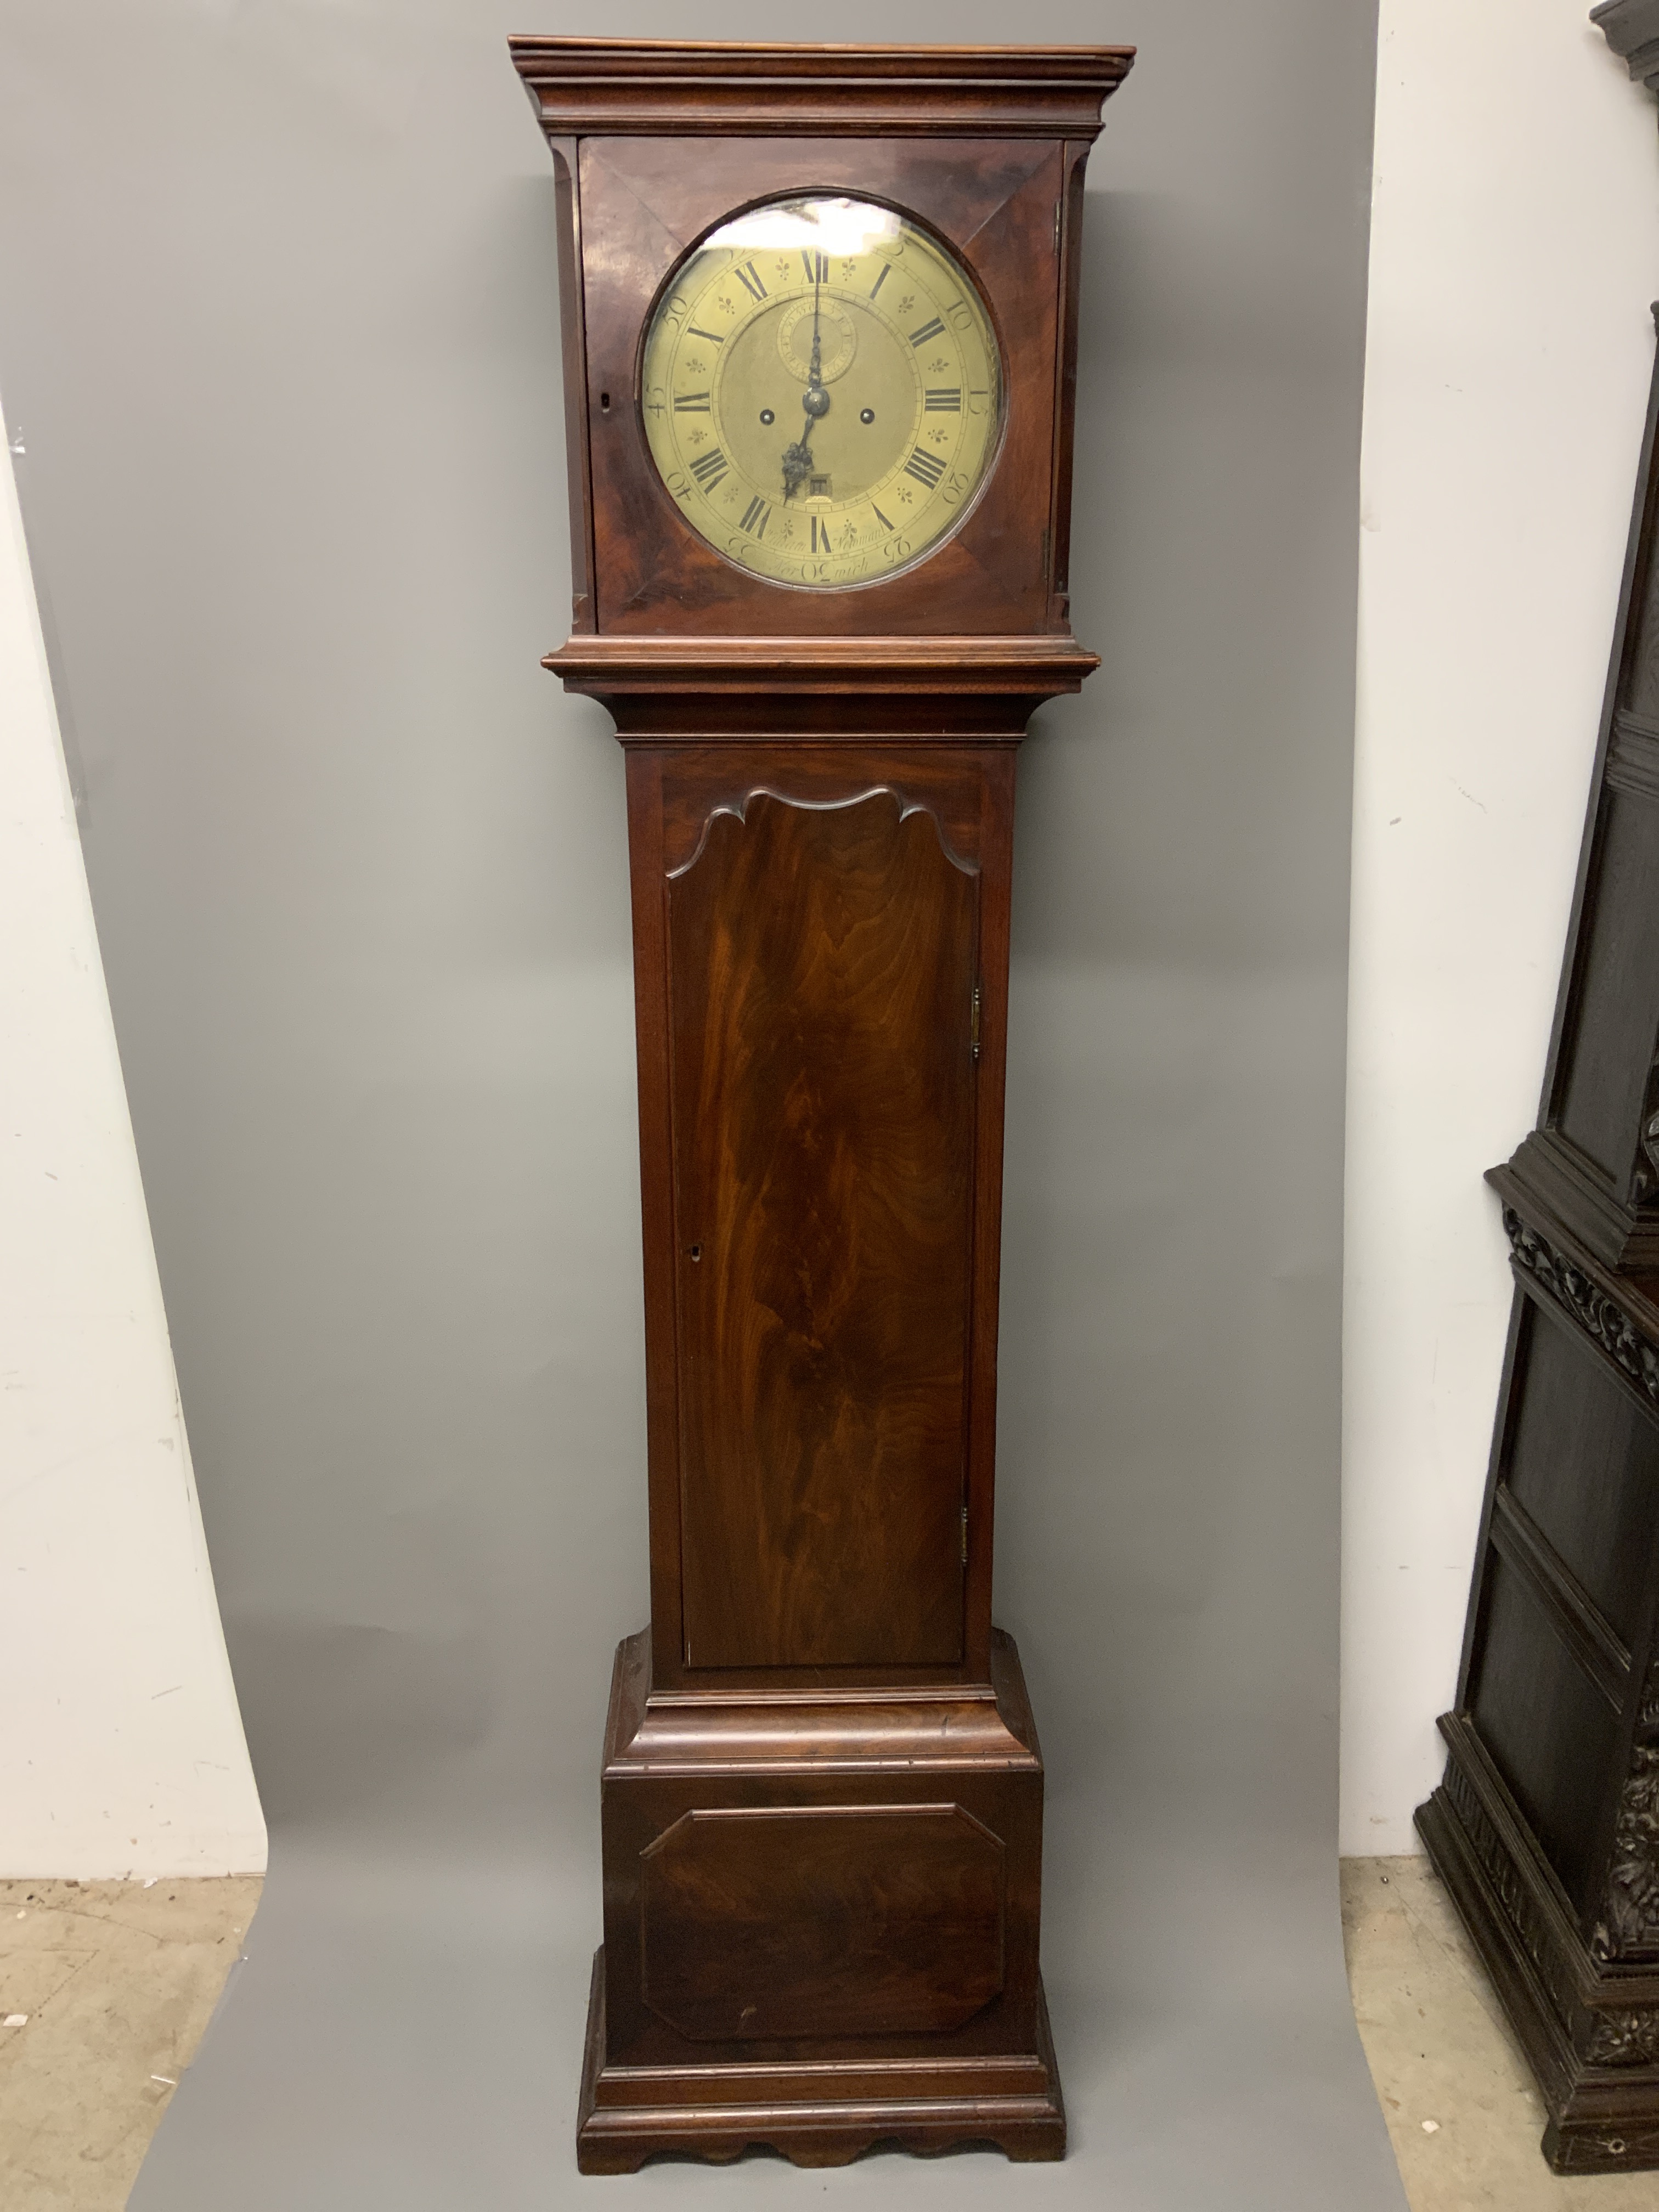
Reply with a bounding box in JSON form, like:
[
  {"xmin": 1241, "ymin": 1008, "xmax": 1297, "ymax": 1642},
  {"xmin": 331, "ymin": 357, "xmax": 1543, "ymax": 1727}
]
[
  {"xmin": 572, "ymin": 720, "xmax": 1060, "ymax": 2171},
  {"xmin": 625, "ymin": 739, "xmax": 1015, "ymax": 1694}
]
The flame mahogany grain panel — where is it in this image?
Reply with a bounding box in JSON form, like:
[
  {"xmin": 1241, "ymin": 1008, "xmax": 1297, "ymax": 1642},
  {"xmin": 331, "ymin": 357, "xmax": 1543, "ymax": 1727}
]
[
  {"xmin": 668, "ymin": 788, "xmax": 978, "ymax": 1670},
  {"xmin": 627, "ymin": 743, "xmax": 1015, "ymax": 1692}
]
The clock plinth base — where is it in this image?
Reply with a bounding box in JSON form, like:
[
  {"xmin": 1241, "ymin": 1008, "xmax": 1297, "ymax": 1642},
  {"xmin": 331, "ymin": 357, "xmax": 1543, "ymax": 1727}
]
[
  {"xmin": 578, "ymin": 1624, "xmax": 1064, "ymax": 2172},
  {"xmin": 575, "ymin": 1949, "xmax": 1066, "ymax": 2173}
]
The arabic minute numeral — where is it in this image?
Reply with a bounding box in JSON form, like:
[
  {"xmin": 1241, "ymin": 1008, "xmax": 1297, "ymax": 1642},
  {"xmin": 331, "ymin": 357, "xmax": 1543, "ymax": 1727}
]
[
  {"xmin": 734, "ymin": 259, "xmax": 768, "ymax": 303},
  {"xmin": 904, "ymin": 448, "xmax": 946, "ymax": 490},
  {"xmin": 924, "ymin": 388, "xmax": 962, "ymax": 412},
  {"xmin": 674, "ymin": 391, "xmax": 711, "ymax": 413},
  {"xmin": 909, "ymin": 317, "xmax": 945, "ymax": 347},
  {"xmin": 740, "ymin": 495, "xmax": 771, "ymax": 540},
  {"xmin": 690, "ymin": 447, "xmax": 729, "ymax": 488}
]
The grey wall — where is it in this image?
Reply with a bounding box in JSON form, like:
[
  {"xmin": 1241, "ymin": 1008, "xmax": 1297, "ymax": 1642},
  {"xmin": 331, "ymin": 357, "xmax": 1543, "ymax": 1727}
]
[{"xmin": 0, "ymin": 2, "xmax": 1401, "ymax": 2204}]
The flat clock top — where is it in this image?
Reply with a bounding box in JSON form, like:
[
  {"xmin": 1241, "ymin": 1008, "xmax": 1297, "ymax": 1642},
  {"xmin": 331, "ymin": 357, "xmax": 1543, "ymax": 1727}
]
[
  {"xmin": 508, "ymin": 39, "xmax": 1135, "ymax": 140},
  {"xmin": 641, "ymin": 198, "xmax": 1000, "ymax": 592}
]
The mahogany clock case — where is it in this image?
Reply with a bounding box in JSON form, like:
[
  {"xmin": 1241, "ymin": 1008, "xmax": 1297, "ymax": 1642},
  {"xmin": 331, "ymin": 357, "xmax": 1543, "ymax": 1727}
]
[{"xmin": 509, "ymin": 41, "xmax": 1131, "ymax": 2170}]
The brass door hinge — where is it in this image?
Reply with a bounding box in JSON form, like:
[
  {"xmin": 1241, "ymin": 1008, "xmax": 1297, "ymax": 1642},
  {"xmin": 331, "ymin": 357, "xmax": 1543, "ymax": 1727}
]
[
  {"xmin": 970, "ymin": 983, "xmax": 981, "ymax": 1063},
  {"xmin": 961, "ymin": 1505, "xmax": 969, "ymax": 1566}
]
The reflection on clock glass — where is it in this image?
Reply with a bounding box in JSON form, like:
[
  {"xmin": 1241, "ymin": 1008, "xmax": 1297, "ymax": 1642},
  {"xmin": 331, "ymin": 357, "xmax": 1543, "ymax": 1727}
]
[{"xmin": 639, "ymin": 196, "xmax": 1002, "ymax": 590}]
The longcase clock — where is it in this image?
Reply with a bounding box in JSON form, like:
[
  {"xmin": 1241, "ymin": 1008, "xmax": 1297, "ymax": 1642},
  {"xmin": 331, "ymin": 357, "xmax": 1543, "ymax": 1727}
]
[{"xmin": 507, "ymin": 37, "xmax": 1134, "ymax": 2171}]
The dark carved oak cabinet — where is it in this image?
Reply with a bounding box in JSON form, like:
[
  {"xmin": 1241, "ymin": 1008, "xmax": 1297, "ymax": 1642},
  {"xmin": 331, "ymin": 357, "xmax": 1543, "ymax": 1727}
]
[
  {"xmin": 506, "ymin": 37, "xmax": 1132, "ymax": 2172},
  {"xmin": 1417, "ymin": 0, "xmax": 1659, "ymax": 2176}
]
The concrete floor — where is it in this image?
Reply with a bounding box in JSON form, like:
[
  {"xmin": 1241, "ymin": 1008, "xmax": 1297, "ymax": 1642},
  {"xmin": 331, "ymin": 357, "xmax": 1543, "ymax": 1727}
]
[
  {"xmin": 0, "ymin": 1875, "xmax": 263, "ymax": 2211},
  {"xmin": 2, "ymin": 1858, "xmax": 1655, "ymax": 2206},
  {"xmin": 1343, "ymin": 1854, "xmax": 1659, "ymax": 2209}
]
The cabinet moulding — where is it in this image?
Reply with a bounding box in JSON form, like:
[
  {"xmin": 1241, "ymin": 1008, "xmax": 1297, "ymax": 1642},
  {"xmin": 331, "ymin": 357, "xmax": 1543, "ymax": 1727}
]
[{"xmin": 1499, "ymin": 1204, "xmax": 1659, "ymax": 1412}]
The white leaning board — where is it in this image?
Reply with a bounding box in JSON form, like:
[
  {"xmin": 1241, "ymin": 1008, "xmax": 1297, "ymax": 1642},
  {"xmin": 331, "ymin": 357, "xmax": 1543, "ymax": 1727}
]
[
  {"xmin": 1341, "ymin": 1, "xmax": 1659, "ymax": 1854},
  {"xmin": 0, "ymin": 398, "xmax": 265, "ymax": 1877}
]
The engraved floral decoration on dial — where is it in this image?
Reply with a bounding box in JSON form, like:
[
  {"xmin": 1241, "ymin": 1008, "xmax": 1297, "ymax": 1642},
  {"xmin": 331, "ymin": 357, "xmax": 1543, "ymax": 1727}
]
[{"xmin": 639, "ymin": 196, "xmax": 1002, "ymax": 590}]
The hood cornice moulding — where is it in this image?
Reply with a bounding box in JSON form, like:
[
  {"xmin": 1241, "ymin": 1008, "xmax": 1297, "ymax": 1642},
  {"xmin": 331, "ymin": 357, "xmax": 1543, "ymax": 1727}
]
[{"xmin": 506, "ymin": 37, "xmax": 1135, "ymax": 140}]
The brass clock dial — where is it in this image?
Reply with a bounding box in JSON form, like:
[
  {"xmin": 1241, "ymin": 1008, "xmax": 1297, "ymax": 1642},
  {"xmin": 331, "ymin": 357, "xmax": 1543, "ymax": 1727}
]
[{"xmin": 640, "ymin": 196, "xmax": 1002, "ymax": 590}]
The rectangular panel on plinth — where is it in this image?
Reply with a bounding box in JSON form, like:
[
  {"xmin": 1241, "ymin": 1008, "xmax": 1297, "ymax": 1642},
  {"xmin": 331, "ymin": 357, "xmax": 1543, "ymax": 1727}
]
[{"xmin": 578, "ymin": 1627, "xmax": 1062, "ymax": 2172}]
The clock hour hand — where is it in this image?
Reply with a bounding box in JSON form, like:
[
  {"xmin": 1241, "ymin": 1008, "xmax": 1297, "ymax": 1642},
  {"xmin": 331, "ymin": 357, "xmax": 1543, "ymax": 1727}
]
[
  {"xmin": 782, "ymin": 385, "xmax": 830, "ymax": 498},
  {"xmin": 781, "ymin": 428, "xmax": 813, "ymax": 499}
]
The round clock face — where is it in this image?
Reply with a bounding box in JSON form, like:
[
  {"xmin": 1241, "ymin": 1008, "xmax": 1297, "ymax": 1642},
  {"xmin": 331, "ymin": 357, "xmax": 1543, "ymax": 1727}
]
[{"xmin": 639, "ymin": 196, "xmax": 1002, "ymax": 591}]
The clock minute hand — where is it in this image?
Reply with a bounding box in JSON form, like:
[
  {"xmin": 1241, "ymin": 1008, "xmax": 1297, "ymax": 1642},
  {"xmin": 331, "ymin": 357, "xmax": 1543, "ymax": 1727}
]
[
  {"xmin": 782, "ymin": 264, "xmax": 830, "ymax": 500},
  {"xmin": 807, "ymin": 265, "xmax": 823, "ymax": 389}
]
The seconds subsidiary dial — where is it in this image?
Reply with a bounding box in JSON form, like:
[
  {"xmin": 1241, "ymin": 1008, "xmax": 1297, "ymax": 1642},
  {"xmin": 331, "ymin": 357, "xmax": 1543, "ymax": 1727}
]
[{"xmin": 639, "ymin": 196, "xmax": 1002, "ymax": 590}]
